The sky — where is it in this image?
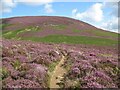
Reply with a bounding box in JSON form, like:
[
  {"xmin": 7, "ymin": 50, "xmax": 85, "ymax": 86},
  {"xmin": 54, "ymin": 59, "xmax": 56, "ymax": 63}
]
[{"xmin": 0, "ymin": 0, "xmax": 119, "ymax": 33}]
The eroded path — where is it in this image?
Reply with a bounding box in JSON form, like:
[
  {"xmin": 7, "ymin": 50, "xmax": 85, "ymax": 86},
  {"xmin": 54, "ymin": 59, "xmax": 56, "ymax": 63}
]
[{"xmin": 49, "ymin": 55, "xmax": 66, "ymax": 88}]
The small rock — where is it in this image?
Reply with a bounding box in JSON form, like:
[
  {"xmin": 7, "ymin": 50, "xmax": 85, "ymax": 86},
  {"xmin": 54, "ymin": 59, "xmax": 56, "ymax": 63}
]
[{"xmin": 90, "ymin": 53, "xmax": 96, "ymax": 56}]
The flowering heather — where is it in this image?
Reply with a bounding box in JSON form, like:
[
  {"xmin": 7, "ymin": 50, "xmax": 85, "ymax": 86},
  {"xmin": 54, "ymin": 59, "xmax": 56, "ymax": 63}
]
[
  {"xmin": 1, "ymin": 39, "xmax": 119, "ymax": 88},
  {"xmin": 2, "ymin": 39, "xmax": 62, "ymax": 88},
  {"xmin": 60, "ymin": 44, "xmax": 119, "ymax": 88}
]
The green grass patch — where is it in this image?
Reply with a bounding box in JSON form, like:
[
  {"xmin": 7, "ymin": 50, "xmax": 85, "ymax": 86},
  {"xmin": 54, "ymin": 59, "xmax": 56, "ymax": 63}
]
[
  {"xmin": 99, "ymin": 54, "xmax": 113, "ymax": 57},
  {"xmin": 48, "ymin": 61, "xmax": 59, "ymax": 72},
  {"xmin": 22, "ymin": 35, "xmax": 118, "ymax": 46},
  {"xmin": 92, "ymin": 30, "xmax": 118, "ymax": 38},
  {"xmin": 3, "ymin": 29, "xmax": 22, "ymax": 39},
  {"xmin": 24, "ymin": 26, "xmax": 41, "ymax": 32},
  {"xmin": 52, "ymin": 25, "xmax": 66, "ymax": 30},
  {"xmin": 0, "ymin": 67, "xmax": 9, "ymax": 80},
  {"xmin": 11, "ymin": 60, "xmax": 21, "ymax": 70},
  {"xmin": 0, "ymin": 24, "xmax": 12, "ymax": 29},
  {"xmin": 98, "ymin": 53, "xmax": 118, "ymax": 59},
  {"xmin": 46, "ymin": 60, "xmax": 59, "ymax": 87},
  {"xmin": 2, "ymin": 26, "xmax": 42, "ymax": 39},
  {"xmin": 0, "ymin": 24, "xmax": 2, "ymax": 29},
  {"xmin": 73, "ymin": 29, "xmax": 81, "ymax": 33}
]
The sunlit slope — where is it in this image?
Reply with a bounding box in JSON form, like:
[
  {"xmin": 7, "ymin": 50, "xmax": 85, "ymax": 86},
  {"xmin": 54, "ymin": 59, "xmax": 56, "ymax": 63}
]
[{"xmin": 2, "ymin": 16, "xmax": 119, "ymax": 46}]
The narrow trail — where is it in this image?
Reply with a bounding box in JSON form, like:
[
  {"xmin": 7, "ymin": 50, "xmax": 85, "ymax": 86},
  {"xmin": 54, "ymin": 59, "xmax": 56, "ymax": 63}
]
[{"xmin": 49, "ymin": 55, "xmax": 66, "ymax": 88}]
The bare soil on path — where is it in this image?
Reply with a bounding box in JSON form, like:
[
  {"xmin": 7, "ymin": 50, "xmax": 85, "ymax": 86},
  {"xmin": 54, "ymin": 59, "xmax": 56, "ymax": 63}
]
[{"xmin": 49, "ymin": 56, "xmax": 66, "ymax": 88}]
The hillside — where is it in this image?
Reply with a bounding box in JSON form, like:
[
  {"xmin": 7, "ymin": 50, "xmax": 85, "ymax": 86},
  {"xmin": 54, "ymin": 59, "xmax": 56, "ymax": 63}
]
[
  {"xmin": 1, "ymin": 16, "xmax": 119, "ymax": 89},
  {"xmin": 1, "ymin": 16, "xmax": 118, "ymax": 46}
]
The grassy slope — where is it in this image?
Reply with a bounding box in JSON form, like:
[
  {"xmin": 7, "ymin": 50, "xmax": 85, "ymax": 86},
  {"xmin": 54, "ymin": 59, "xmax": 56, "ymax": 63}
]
[
  {"xmin": 2, "ymin": 23, "xmax": 119, "ymax": 46},
  {"xmin": 0, "ymin": 24, "xmax": 12, "ymax": 29},
  {"xmin": 92, "ymin": 30, "xmax": 118, "ymax": 38},
  {"xmin": 22, "ymin": 35, "xmax": 118, "ymax": 46},
  {"xmin": 3, "ymin": 26, "xmax": 41, "ymax": 39}
]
